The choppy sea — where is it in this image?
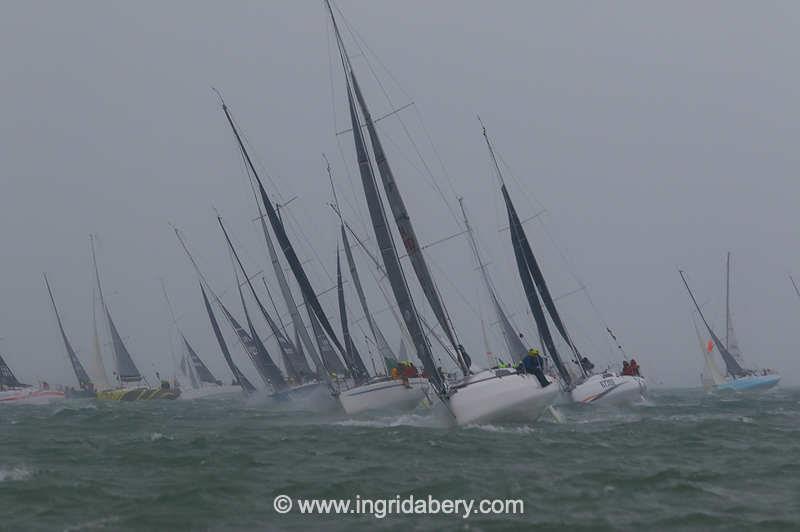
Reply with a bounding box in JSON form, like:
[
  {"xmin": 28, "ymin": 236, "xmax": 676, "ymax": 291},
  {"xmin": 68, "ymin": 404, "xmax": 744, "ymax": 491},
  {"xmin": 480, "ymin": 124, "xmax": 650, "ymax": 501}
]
[{"xmin": 1, "ymin": 387, "xmax": 798, "ymax": 531}]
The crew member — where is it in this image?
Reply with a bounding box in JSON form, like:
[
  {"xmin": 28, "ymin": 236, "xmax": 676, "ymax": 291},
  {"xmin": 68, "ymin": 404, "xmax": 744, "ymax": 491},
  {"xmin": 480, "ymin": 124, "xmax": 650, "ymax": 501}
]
[{"xmin": 518, "ymin": 348, "xmax": 550, "ymax": 387}]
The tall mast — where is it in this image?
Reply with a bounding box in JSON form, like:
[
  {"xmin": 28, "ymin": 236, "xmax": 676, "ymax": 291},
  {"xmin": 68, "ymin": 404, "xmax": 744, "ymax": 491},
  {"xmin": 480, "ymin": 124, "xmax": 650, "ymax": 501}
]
[
  {"xmin": 325, "ymin": 0, "xmax": 450, "ymax": 391},
  {"xmin": 326, "ymin": 1, "xmax": 466, "ymax": 375},
  {"xmin": 725, "ymin": 252, "xmax": 731, "ymax": 350},
  {"xmin": 482, "ymin": 124, "xmax": 579, "ymax": 384},
  {"xmin": 216, "ymin": 94, "xmax": 347, "ymax": 380}
]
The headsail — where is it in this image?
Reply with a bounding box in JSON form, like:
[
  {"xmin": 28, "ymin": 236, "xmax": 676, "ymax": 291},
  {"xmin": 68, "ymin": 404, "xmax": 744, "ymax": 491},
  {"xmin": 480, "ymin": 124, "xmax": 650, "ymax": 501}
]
[
  {"xmin": 200, "ymin": 283, "xmax": 255, "ymax": 393},
  {"xmin": 234, "ymin": 274, "xmax": 288, "ymax": 392},
  {"xmin": 44, "ymin": 274, "xmax": 92, "ymax": 390},
  {"xmin": 0, "ymin": 353, "xmax": 26, "ymax": 388},
  {"xmin": 305, "ymin": 293, "xmax": 347, "ymax": 376},
  {"xmin": 679, "ymin": 269, "xmax": 747, "ymax": 377},
  {"xmin": 459, "ymin": 198, "xmax": 528, "ymax": 364},
  {"xmin": 182, "ymin": 335, "xmax": 218, "ymax": 385},
  {"xmin": 336, "ymin": 247, "xmax": 370, "ymax": 383},
  {"xmin": 104, "ymin": 306, "xmax": 142, "ymax": 383},
  {"xmin": 326, "ymin": 1, "xmax": 446, "ymax": 393}
]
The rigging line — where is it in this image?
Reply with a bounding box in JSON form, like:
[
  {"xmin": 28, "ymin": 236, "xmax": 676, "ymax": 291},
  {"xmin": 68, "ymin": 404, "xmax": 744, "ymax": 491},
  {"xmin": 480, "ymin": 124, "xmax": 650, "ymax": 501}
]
[
  {"xmin": 790, "ymin": 274, "xmax": 800, "ymax": 301},
  {"xmin": 335, "ymin": 102, "xmax": 415, "ymax": 135},
  {"xmin": 332, "ymin": 1, "xmax": 462, "ymax": 227}
]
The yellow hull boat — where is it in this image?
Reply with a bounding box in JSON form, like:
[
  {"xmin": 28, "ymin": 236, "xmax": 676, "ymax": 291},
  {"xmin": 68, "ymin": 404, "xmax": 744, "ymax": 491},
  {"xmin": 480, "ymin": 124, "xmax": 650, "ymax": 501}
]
[{"xmin": 96, "ymin": 385, "xmax": 180, "ymax": 401}]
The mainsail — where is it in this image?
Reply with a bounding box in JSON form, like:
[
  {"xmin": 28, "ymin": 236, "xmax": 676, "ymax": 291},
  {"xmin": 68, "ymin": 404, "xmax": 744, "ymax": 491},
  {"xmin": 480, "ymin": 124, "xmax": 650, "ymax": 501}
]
[
  {"xmin": 327, "ymin": 1, "xmax": 446, "ymax": 393},
  {"xmin": 44, "ymin": 274, "xmax": 92, "ymax": 390},
  {"xmin": 218, "ymin": 97, "xmax": 346, "ymax": 380},
  {"xmin": 305, "ymin": 293, "xmax": 347, "ymax": 375},
  {"xmin": 459, "ymin": 198, "xmax": 528, "ymax": 364},
  {"xmin": 0, "ymin": 353, "xmax": 26, "ymax": 388},
  {"xmin": 200, "ymin": 283, "xmax": 255, "ymax": 393},
  {"xmin": 679, "ymin": 269, "xmax": 747, "ymax": 377},
  {"xmin": 336, "ymin": 247, "xmax": 370, "ymax": 383}
]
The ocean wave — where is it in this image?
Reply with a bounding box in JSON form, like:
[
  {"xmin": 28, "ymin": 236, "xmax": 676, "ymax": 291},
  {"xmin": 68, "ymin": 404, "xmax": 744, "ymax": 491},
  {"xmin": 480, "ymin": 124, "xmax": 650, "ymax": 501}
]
[{"xmin": 0, "ymin": 466, "xmax": 33, "ymax": 482}]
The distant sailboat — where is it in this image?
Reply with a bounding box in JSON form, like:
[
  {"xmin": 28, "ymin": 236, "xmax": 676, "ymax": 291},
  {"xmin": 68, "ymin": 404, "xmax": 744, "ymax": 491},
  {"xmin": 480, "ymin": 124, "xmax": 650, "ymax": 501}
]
[
  {"xmin": 0, "ymin": 352, "xmax": 64, "ymax": 404},
  {"xmin": 91, "ymin": 236, "xmax": 179, "ymax": 401},
  {"xmin": 44, "ymin": 274, "xmax": 95, "ymax": 398},
  {"xmin": 679, "ymin": 255, "xmax": 780, "ymax": 393}
]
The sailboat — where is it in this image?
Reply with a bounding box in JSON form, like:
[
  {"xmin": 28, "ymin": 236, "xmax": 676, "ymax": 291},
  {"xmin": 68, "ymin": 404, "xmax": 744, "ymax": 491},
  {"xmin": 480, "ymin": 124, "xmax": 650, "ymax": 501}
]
[
  {"xmin": 44, "ymin": 274, "xmax": 96, "ymax": 398},
  {"xmin": 680, "ymin": 254, "xmax": 780, "ymax": 393},
  {"xmin": 160, "ymin": 281, "xmax": 242, "ymax": 401},
  {"xmin": 328, "ymin": 165, "xmax": 429, "ymax": 415},
  {"xmin": 482, "ymin": 125, "xmax": 646, "ymax": 406},
  {"xmin": 217, "ymin": 216, "xmax": 331, "ymax": 402},
  {"xmin": 90, "ymin": 236, "xmax": 179, "ymax": 401},
  {"xmin": 325, "ymin": 1, "xmax": 557, "ymax": 425},
  {"xmin": 0, "ymin": 352, "xmax": 65, "ymax": 404}
]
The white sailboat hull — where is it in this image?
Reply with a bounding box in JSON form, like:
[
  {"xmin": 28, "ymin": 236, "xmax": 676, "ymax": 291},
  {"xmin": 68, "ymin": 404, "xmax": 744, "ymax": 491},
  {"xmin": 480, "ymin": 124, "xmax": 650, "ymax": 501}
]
[
  {"xmin": 712, "ymin": 374, "xmax": 780, "ymax": 393},
  {"xmin": 338, "ymin": 377, "xmax": 429, "ymax": 415},
  {"xmin": 0, "ymin": 388, "xmax": 66, "ymax": 405},
  {"xmin": 570, "ymin": 373, "xmax": 647, "ymax": 405},
  {"xmin": 447, "ymin": 369, "xmax": 560, "ymax": 426},
  {"xmin": 178, "ymin": 384, "xmax": 243, "ymax": 401}
]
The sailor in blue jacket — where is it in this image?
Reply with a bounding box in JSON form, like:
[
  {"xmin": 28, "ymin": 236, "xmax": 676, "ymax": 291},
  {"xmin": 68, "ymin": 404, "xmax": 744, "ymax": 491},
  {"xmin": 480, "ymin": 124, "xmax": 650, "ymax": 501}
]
[{"xmin": 518, "ymin": 348, "xmax": 550, "ymax": 388}]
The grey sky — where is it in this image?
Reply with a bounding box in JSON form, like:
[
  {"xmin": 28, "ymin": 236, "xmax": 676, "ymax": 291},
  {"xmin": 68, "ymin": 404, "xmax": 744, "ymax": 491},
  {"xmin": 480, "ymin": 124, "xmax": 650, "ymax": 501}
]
[{"xmin": 1, "ymin": 1, "xmax": 798, "ymax": 388}]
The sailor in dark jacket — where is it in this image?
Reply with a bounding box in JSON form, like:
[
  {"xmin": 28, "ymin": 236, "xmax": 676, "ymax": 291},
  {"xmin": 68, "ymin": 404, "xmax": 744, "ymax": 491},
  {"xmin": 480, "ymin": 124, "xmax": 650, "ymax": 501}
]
[{"xmin": 518, "ymin": 348, "xmax": 550, "ymax": 388}]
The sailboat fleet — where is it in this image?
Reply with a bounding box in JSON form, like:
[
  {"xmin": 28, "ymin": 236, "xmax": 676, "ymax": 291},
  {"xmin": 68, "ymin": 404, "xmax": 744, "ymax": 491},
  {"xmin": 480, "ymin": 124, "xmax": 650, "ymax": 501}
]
[{"xmin": 1, "ymin": 2, "xmax": 788, "ymax": 415}]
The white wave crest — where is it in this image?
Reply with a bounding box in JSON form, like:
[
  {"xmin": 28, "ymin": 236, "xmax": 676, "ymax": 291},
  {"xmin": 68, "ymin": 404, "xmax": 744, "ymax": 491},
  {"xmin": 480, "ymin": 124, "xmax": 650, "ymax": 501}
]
[{"xmin": 0, "ymin": 466, "xmax": 33, "ymax": 482}]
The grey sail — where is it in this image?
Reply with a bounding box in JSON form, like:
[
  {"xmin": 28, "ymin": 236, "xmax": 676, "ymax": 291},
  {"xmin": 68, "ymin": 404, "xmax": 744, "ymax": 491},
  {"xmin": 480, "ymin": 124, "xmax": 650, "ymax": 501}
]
[
  {"xmin": 104, "ymin": 306, "xmax": 142, "ymax": 383},
  {"xmin": 219, "ymin": 216, "xmax": 304, "ymax": 384},
  {"xmin": 327, "ymin": 3, "xmax": 445, "ymax": 393},
  {"xmin": 341, "ymin": 223, "xmax": 396, "ymax": 365},
  {"xmin": 182, "ymin": 335, "xmax": 218, "ymax": 385},
  {"xmin": 0, "ymin": 353, "xmax": 26, "ymax": 388},
  {"xmin": 305, "ymin": 292, "xmax": 347, "ymax": 376},
  {"xmin": 200, "ymin": 283, "xmax": 255, "ymax": 393},
  {"xmin": 336, "ymin": 247, "xmax": 370, "ymax": 383},
  {"xmin": 256, "ymin": 214, "xmax": 320, "ymax": 377},
  {"xmin": 348, "ymin": 65, "xmax": 464, "ymax": 374},
  {"xmin": 219, "ymin": 99, "xmax": 346, "ymax": 380},
  {"xmin": 44, "ymin": 274, "xmax": 92, "ymax": 390},
  {"xmin": 180, "ymin": 351, "xmax": 199, "ymax": 388},
  {"xmin": 235, "ymin": 277, "xmax": 288, "ymax": 392},
  {"xmin": 89, "ymin": 236, "xmax": 111, "ymax": 388},
  {"xmin": 504, "ymin": 187, "xmax": 572, "ymax": 386},
  {"xmin": 679, "ymin": 270, "xmax": 747, "ymax": 377},
  {"xmin": 459, "ymin": 199, "xmax": 528, "ymax": 364}
]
